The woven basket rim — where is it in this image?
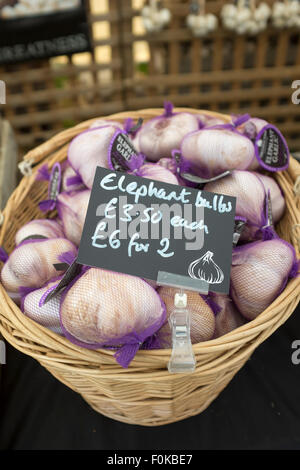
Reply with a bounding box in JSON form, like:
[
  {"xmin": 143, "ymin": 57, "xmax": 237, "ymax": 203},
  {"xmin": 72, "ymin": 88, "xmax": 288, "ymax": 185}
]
[{"xmin": 0, "ymin": 108, "xmax": 299, "ymax": 369}]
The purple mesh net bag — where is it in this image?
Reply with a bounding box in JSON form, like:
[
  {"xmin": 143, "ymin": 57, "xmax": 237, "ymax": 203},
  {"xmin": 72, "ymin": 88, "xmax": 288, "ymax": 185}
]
[
  {"xmin": 204, "ymin": 170, "xmax": 279, "ymax": 241},
  {"xmin": 211, "ymin": 293, "xmax": 245, "ymax": 338},
  {"xmin": 231, "ymin": 238, "xmax": 299, "ymax": 320},
  {"xmin": 68, "ymin": 124, "xmax": 121, "ymax": 189},
  {"xmin": 136, "ymin": 101, "xmax": 199, "ymax": 161},
  {"xmin": 57, "ymin": 189, "xmax": 91, "ymax": 246},
  {"xmin": 132, "ymin": 162, "xmax": 179, "ymax": 185},
  {"xmin": 155, "ymin": 287, "xmax": 216, "ymax": 348},
  {"xmin": 15, "ymin": 218, "xmax": 65, "ymax": 245},
  {"xmin": 61, "ymin": 161, "xmax": 85, "ymax": 192},
  {"xmin": 21, "ymin": 277, "xmax": 63, "ymax": 335},
  {"xmin": 60, "ymin": 268, "xmax": 166, "ymax": 368},
  {"xmin": 180, "ymin": 126, "xmax": 255, "ymax": 179},
  {"xmin": 0, "ymin": 238, "xmax": 77, "ymax": 299}
]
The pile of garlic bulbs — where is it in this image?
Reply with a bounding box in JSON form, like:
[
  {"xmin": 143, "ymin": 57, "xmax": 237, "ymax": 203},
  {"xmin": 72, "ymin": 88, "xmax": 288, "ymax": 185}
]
[
  {"xmin": 141, "ymin": 1, "xmax": 171, "ymax": 33},
  {"xmin": 186, "ymin": 12, "xmax": 218, "ymax": 37},
  {"xmin": 272, "ymin": 0, "xmax": 300, "ymax": 28},
  {"xmin": 186, "ymin": 1, "xmax": 218, "ymax": 37},
  {"xmin": 221, "ymin": 1, "xmax": 271, "ymax": 35},
  {"xmin": 0, "ymin": 0, "xmax": 79, "ymax": 18}
]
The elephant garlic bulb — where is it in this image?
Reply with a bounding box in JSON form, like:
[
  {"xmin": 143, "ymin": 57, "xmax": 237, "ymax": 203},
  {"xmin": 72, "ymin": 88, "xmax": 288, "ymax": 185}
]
[
  {"xmin": 15, "ymin": 218, "xmax": 65, "ymax": 245},
  {"xmin": 212, "ymin": 294, "xmax": 245, "ymax": 338},
  {"xmin": 156, "ymin": 287, "xmax": 215, "ymax": 347},
  {"xmin": 60, "ymin": 268, "xmax": 166, "ymax": 367},
  {"xmin": 231, "ymin": 239, "xmax": 298, "ymax": 320},
  {"xmin": 1, "ymin": 238, "xmax": 77, "ymax": 297},
  {"xmin": 272, "ymin": 1, "xmax": 300, "ymax": 28},
  {"xmin": 141, "ymin": 1, "xmax": 171, "ymax": 33},
  {"xmin": 21, "ymin": 277, "xmax": 63, "ymax": 335},
  {"xmin": 137, "ymin": 102, "xmax": 199, "ymax": 161},
  {"xmin": 68, "ymin": 125, "xmax": 120, "ymax": 189},
  {"xmin": 221, "ymin": 1, "xmax": 271, "ymax": 35},
  {"xmin": 205, "ymin": 171, "xmax": 267, "ymax": 241},
  {"xmin": 205, "ymin": 170, "xmax": 284, "ymax": 241},
  {"xmin": 181, "ymin": 128, "xmax": 255, "ymax": 178},
  {"xmin": 134, "ymin": 163, "xmax": 179, "ymax": 185},
  {"xmin": 188, "ymin": 251, "xmax": 224, "ymax": 285},
  {"xmin": 57, "ymin": 189, "xmax": 91, "ymax": 246}
]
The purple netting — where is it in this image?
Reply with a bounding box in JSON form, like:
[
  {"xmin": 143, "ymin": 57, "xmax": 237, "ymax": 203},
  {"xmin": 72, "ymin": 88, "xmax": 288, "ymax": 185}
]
[
  {"xmin": 210, "ymin": 293, "xmax": 246, "ymax": 338},
  {"xmin": 36, "ymin": 164, "xmax": 50, "ymax": 182},
  {"xmin": 180, "ymin": 128, "xmax": 256, "ymax": 179},
  {"xmin": 68, "ymin": 125, "xmax": 120, "ymax": 189},
  {"xmin": 57, "ymin": 189, "xmax": 91, "ymax": 246},
  {"xmin": 133, "ymin": 163, "xmax": 179, "ymax": 185},
  {"xmin": 21, "ymin": 277, "xmax": 63, "ymax": 335},
  {"xmin": 137, "ymin": 102, "xmax": 199, "ymax": 162},
  {"xmin": 0, "ymin": 237, "xmax": 77, "ymax": 297},
  {"xmin": 15, "ymin": 219, "xmax": 65, "ymax": 245},
  {"xmin": 59, "ymin": 268, "xmax": 166, "ymax": 368},
  {"xmin": 204, "ymin": 170, "xmax": 279, "ymax": 242},
  {"xmin": 0, "ymin": 246, "xmax": 8, "ymax": 263},
  {"xmin": 231, "ymin": 238, "xmax": 299, "ymax": 320}
]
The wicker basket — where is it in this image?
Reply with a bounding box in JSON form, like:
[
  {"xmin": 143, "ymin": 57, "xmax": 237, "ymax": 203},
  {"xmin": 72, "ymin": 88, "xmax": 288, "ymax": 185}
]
[{"xmin": 0, "ymin": 108, "xmax": 299, "ymax": 426}]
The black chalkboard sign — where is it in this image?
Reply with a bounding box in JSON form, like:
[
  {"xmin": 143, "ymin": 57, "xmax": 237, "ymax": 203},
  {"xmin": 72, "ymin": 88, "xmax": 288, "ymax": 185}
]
[
  {"xmin": 0, "ymin": 0, "xmax": 91, "ymax": 65},
  {"xmin": 77, "ymin": 167, "xmax": 237, "ymax": 294}
]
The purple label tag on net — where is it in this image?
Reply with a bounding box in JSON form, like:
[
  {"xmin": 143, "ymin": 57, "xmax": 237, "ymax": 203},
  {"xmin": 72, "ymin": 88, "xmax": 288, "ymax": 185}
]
[
  {"xmin": 254, "ymin": 124, "xmax": 289, "ymax": 171},
  {"xmin": 108, "ymin": 130, "xmax": 144, "ymax": 172},
  {"xmin": 49, "ymin": 163, "xmax": 62, "ymax": 201}
]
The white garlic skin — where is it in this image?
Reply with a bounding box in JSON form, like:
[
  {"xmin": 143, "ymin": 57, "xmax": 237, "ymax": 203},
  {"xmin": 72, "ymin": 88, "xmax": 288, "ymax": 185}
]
[
  {"xmin": 22, "ymin": 279, "xmax": 63, "ymax": 335},
  {"xmin": 204, "ymin": 171, "xmax": 266, "ymax": 241},
  {"xmin": 68, "ymin": 125, "xmax": 120, "ymax": 189},
  {"xmin": 15, "ymin": 219, "xmax": 65, "ymax": 245},
  {"xmin": 231, "ymin": 240, "xmax": 295, "ymax": 320},
  {"xmin": 60, "ymin": 268, "xmax": 164, "ymax": 345},
  {"xmin": 181, "ymin": 129, "xmax": 255, "ymax": 178},
  {"xmin": 137, "ymin": 112, "xmax": 199, "ymax": 161},
  {"xmin": 135, "ymin": 163, "xmax": 179, "ymax": 185},
  {"xmin": 57, "ymin": 189, "xmax": 91, "ymax": 246},
  {"xmin": 1, "ymin": 238, "xmax": 77, "ymax": 294},
  {"xmin": 212, "ymin": 294, "xmax": 245, "ymax": 338}
]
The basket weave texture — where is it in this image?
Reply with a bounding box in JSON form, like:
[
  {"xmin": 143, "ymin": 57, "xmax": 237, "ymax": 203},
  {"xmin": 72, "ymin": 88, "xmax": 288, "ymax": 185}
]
[{"xmin": 0, "ymin": 108, "xmax": 299, "ymax": 426}]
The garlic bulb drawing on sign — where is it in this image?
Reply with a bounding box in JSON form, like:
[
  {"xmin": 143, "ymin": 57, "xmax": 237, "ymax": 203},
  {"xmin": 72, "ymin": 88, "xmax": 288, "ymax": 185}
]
[{"xmin": 188, "ymin": 251, "xmax": 224, "ymax": 284}]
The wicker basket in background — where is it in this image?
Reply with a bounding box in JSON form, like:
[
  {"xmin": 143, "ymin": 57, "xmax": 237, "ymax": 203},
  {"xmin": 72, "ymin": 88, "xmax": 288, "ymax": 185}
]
[{"xmin": 0, "ymin": 108, "xmax": 299, "ymax": 426}]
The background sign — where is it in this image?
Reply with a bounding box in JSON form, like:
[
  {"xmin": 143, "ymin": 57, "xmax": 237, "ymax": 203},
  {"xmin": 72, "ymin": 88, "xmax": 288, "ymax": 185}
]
[
  {"xmin": 0, "ymin": 0, "xmax": 91, "ymax": 64},
  {"xmin": 77, "ymin": 167, "xmax": 236, "ymax": 294}
]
